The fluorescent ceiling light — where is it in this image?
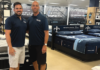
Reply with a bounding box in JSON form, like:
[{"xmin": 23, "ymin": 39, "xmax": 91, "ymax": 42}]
[
  {"xmin": 81, "ymin": 0, "xmax": 85, "ymax": 1},
  {"xmin": 29, "ymin": 0, "xmax": 40, "ymax": 2},
  {"xmin": 29, "ymin": 0, "xmax": 34, "ymax": 2},
  {"xmin": 69, "ymin": 4, "xmax": 78, "ymax": 6},
  {"xmin": 50, "ymin": 3, "xmax": 59, "ymax": 4}
]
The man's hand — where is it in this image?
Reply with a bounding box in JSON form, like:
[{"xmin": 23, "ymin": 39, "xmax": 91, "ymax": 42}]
[
  {"xmin": 9, "ymin": 47, "xmax": 16, "ymax": 56},
  {"xmin": 42, "ymin": 45, "xmax": 47, "ymax": 54}
]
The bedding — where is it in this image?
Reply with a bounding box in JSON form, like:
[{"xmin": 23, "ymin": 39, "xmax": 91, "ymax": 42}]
[
  {"xmin": 57, "ymin": 31, "xmax": 83, "ymax": 35},
  {"xmin": 88, "ymin": 33, "xmax": 100, "ymax": 37},
  {"xmin": 0, "ymin": 34, "xmax": 29, "ymax": 47},
  {"xmin": 88, "ymin": 29, "xmax": 100, "ymax": 33},
  {"xmin": 54, "ymin": 34, "xmax": 100, "ymax": 54}
]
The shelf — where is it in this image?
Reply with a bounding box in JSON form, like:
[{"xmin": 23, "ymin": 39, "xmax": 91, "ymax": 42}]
[
  {"xmin": 0, "ymin": 32, "xmax": 5, "ymax": 35},
  {"xmin": 0, "ymin": 8, "xmax": 11, "ymax": 10},
  {"xmin": 0, "ymin": 0, "xmax": 11, "ymax": 35},
  {"xmin": 95, "ymin": 19, "xmax": 100, "ymax": 20},
  {"xmin": 4, "ymin": 16, "xmax": 9, "ymax": 18},
  {"xmin": 1, "ymin": 24, "xmax": 5, "ymax": 25}
]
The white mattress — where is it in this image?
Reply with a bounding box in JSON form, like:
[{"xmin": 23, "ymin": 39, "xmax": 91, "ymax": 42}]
[{"xmin": 0, "ymin": 34, "xmax": 29, "ymax": 47}]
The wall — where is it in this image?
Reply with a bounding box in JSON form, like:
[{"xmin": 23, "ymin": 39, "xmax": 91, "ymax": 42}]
[
  {"xmin": 11, "ymin": 3, "xmax": 44, "ymax": 20},
  {"xmin": 45, "ymin": 6, "xmax": 68, "ymax": 25},
  {"xmin": 69, "ymin": 7, "xmax": 87, "ymax": 25}
]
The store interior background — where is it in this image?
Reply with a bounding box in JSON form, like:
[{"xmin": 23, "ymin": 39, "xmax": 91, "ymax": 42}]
[
  {"xmin": 1, "ymin": 0, "xmax": 100, "ymax": 70},
  {"xmin": 0, "ymin": 0, "xmax": 92, "ymax": 33}
]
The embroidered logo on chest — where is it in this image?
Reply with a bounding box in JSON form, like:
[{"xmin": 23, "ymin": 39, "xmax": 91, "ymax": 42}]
[
  {"xmin": 23, "ymin": 21, "xmax": 26, "ymax": 23},
  {"xmin": 36, "ymin": 19, "xmax": 41, "ymax": 22}
]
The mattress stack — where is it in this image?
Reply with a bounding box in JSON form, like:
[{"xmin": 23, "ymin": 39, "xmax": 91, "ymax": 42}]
[
  {"xmin": 0, "ymin": 46, "xmax": 33, "ymax": 70},
  {"xmin": 0, "ymin": 34, "xmax": 34, "ymax": 70}
]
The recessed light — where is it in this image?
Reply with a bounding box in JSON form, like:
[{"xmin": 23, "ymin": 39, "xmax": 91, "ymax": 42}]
[
  {"xmin": 29, "ymin": 0, "xmax": 34, "ymax": 2},
  {"xmin": 50, "ymin": 3, "xmax": 59, "ymax": 4}
]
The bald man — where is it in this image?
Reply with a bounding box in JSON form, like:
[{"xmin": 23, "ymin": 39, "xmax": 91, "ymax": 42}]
[{"xmin": 27, "ymin": 1, "xmax": 49, "ymax": 70}]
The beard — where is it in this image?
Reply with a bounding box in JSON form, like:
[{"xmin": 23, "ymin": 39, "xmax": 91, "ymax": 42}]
[{"xmin": 15, "ymin": 12, "xmax": 22, "ymax": 16}]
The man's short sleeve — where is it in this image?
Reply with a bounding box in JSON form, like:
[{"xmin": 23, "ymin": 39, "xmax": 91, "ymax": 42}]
[
  {"xmin": 43, "ymin": 17, "xmax": 48, "ymax": 30},
  {"xmin": 5, "ymin": 18, "xmax": 12, "ymax": 30}
]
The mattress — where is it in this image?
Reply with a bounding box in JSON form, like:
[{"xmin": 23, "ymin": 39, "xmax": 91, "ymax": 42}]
[
  {"xmin": 0, "ymin": 34, "xmax": 29, "ymax": 47},
  {"xmin": 0, "ymin": 34, "xmax": 31, "ymax": 69},
  {"xmin": 88, "ymin": 33, "xmax": 100, "ymax": 37},
  {"xmin": 57, "ymin": 31, "xmax": 83, "ymax": 35},
  {"xmin": 54, "ymin": 34, "xmax": 100, "ymax": 54},
  {"xmin": 0, "ymin": 46, "xmax": 30, "ymax": 69},
  {"xmin": 88, "ymin": 29, "xmax": 100, "ymax": 33},
  {"xmin": 49, "ymin": 30, "xmax": 83, "ymax": 42}
]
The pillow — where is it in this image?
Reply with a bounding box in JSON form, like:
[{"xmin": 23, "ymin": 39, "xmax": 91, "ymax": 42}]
[
  {"xmin": 57, "ymin": 31, "xmax": 74, "ymax": 35},
  {"xmin": 56, "ymin": 31, "xmax": 83, "ymax": 35},
  {"xmin": 73, "ymin": 31, "xmax": 83, "ymax": 35},
  {"xmin": 88, "ymin": 29, "xmax": 100, "ymax": 33}
]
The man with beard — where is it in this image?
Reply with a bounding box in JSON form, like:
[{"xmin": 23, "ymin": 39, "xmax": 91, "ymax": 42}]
[
  {"xmin": 27, "ymin": 1, "xmax": 49, "ymax": 70},
  {"xmin": 5, "ymin": 2, "xmax": 27, "ymax": 70}
]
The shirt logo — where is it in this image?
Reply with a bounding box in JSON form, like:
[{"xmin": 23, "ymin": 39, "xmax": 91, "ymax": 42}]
[
  {"xmin": 36, "ymin": 19, "xmax": 41, "ymax": 22},
  {"xmin": 23, "ymin": 21, "xmax": 26, "ymax": 23}
]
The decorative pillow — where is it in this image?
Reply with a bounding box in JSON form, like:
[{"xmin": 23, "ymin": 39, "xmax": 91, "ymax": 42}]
[
  {"xmin": 88, "ymin": 29, "xmax": 100, "ymax": 33},
  {"xmin": 57, "ymin": 31, "xmax": 83, "ymax": 35}
]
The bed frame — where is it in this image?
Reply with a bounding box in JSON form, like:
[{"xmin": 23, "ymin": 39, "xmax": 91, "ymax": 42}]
[
  {"xmin": 47, "ymin": 41, "xmax": 52, "ymax": 47},
  {"xmin": 51, "ymin": 25, "xmax": 100, "ymax": 61},
  {"xmin": 84, "ymin": 25, "xmax": 100, "ymax": 34}
]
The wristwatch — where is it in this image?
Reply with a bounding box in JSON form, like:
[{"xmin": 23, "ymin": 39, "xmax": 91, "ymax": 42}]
[{"xmin": 44, "ymin": 43, "xmax": 47, "ymax": 46}]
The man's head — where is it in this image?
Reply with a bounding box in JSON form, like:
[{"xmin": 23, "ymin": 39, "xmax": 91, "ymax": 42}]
[
  {"xmin": 13, "ymin": 2, "xmax": 23, "ymax": 16},
  {"xmin": 31, "ymin": 1, "xmax": 40, "ymax": 14}
]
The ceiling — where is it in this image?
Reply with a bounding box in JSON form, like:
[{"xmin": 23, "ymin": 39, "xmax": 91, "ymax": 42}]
[{"xmin": 11, "ymin": 0, "xmax": 99, "ymax": 8}]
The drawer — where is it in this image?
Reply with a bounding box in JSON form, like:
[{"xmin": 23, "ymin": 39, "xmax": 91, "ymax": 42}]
[
  {"xmin": 54, "ymin": 38, "xmax": 62, "ymax": 45},
  {"xmin": 85, "ymin": 45, "xmax": 96, "ymax": 54},
  {"xmin": 62, "ymin": 40, "xmax": 73, "ymax": 49}
]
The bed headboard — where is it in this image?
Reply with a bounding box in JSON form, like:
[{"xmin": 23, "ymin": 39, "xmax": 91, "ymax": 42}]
[
  {"xmin": 51, "ymin": 25, "xmax": 80, "ymax": 49},
  {"xmin": 84, "ymin": 25, "xmax": 100, "ymax": 33},
  {"xmin": 52, "ymin": 25, "xmax": 80, "ymax": 33}
]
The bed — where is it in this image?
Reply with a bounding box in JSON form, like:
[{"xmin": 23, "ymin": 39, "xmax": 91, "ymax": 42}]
[
  {"xmin": 47, "ymin": 29, "xmax": 52, "ymax": 47},
  {"xmin": 84, "ymin": 25, "xmax": 100, "ymax": 37},
  {"xmin": 48, "ymin": 29, "xmax": 83, "ymax": 47},
  {"xmin": 51, "ymin": 25, "xmax": 100, "ymax": 61}
]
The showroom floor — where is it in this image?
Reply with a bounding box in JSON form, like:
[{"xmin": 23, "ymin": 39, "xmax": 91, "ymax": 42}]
[{"xmin": 47, "ymin": 47, "xmax": 100, "ymax": 70}]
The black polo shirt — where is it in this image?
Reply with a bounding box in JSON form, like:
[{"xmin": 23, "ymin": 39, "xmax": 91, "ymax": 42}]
[
  {"xmin": 5, "ymin": 14, "xmax": 27, "ymax": 47},
  {"xmin": 27, "ymin": 13, "xmax": 48, "ymax": 45}
]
